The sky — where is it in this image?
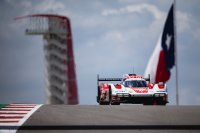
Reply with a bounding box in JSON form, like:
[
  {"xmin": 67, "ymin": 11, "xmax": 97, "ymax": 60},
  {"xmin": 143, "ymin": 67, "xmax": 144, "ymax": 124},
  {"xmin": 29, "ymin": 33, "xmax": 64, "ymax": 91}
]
[{"xmin": 0, "ymin": 0, "xmax": 200, "ymax": 105}]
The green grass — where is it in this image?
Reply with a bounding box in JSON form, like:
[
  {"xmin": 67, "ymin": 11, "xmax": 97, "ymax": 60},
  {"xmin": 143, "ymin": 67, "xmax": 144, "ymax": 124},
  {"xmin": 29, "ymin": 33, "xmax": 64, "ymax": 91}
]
[{"xmin": 0, "ymin": 104, "xmax": 7, "ymax": 109}]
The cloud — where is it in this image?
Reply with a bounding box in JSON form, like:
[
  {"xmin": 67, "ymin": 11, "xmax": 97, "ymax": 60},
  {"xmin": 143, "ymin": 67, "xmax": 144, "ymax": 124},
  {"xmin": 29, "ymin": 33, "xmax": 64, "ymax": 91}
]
[
  {"xmin": 20, "ymin": 1, "xmax": 32, "ymax": 8},
  {"xmin": 3, "ymin": 0, "xmax": 32, "ymax": 9},
  {"xmin": 72, "ymin": 14, "xmax": 105, "ymax": 29},
  {"xmin": 76, "ymin": 30, "xmax": 128, "ymax": 74},
  {"xmin": 74, "ymin": 3, "xmax": 166, "ymax": 79},
  {"xmin": 101, "ymin": 3, "xmax": 194, "ymax": 36},
  {"xmin": 100, "ymin": 3, "xmax": 166, "ymax": 41},
  {"xmin": 102, "ymin": 3, "xmax": 165, "ymax": 20},
  {"xmin": 176, "ymin": 11, "xmax": 191, "ymax": 33},
  {"xmin": 34, "ymin": 0, "xmax": 65, "ymax": 13},
  {"xmin": 104, "ymin": 31, "xmax": 125, "ymax": 44},
  {"xmin": 193, "ymin": 28, "xmax": 200, "ymax": 41}
]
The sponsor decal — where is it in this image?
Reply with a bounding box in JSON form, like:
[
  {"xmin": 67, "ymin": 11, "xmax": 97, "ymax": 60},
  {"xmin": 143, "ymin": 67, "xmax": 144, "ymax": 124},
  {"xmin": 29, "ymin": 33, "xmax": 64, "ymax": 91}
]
[{"xmin": 132, "ymin": 88, "xmax": 148, "ymax": 93}]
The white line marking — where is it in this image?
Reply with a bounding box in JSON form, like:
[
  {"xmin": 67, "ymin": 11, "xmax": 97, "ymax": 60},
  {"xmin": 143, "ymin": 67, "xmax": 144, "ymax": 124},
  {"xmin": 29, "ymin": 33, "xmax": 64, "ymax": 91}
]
[
  {"xmin": 0, "ymin": 104, "xmax": 42, "ymax": 133},
  {"xmin": 18, "ymin": 104, "xmax": 42, "ymax": 126},
  {"xmin": 0, "ymin": 114, "xmax": 25, "ymax": 117},
  {"xmin": 0, "ymin": 111, "xmax": 29, "ymax": 114},
  {"xmin": 9, "ymin": 104, "xmax": 37, "ymax": 106},
  {"xmin": 1, "ymin": 108, "xmax": 31, "ymax": 111},
  {"xmin": 0, "ymin": 119, "xmax": 20, "ymax": 122},
  {"xmin": 6, "ymin": 106, "xmax": 35, "ymax": 108}
]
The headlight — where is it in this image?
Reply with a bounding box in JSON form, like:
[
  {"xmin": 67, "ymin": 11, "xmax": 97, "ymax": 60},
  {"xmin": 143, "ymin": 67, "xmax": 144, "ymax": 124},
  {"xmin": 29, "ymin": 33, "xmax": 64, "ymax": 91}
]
[
  {"xmin": 160, "ymin": 93, "xmax": 165, "ymax": 97},
  {"xmin": 154, "ymin": 93, "xmax": 165, "ymax": 97}
]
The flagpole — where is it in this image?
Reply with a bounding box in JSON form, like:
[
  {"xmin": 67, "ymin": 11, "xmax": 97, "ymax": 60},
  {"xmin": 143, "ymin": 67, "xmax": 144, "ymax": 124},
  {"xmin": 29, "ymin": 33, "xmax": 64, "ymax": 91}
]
[{"xmin": 174, "ymin": 0, "xmax": 179, "ymax": 105}]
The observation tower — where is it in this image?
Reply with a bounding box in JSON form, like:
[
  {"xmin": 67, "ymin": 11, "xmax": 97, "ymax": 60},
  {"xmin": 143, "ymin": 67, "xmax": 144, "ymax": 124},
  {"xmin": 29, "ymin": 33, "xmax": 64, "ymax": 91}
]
[{"xmin": 15, "ymin": 14, "xmax": 78, "ymax": 104}]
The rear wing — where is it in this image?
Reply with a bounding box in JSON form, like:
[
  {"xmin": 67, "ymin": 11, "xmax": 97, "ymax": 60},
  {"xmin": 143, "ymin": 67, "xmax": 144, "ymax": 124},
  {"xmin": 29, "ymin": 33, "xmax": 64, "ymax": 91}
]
[
  {"xmin": 97, "ymin": 74, "xmax": 122, "ymax": 86},
  {"xmin": 97, "ymin": 74, "xmax": 151, "ymax": 86}
]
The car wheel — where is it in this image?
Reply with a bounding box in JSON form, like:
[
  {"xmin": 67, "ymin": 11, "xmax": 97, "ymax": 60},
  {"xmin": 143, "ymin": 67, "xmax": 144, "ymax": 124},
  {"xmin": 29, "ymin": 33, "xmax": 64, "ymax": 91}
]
[
  {"xmin": 108, "ymin": 86, "xmax": 112, "ymax": 105},
  {"xmin": 111, "ymin": 102, "xmax": 120, "ymax": 105},
  {"xmin": 97, "ymin": 86, "xmax": 100, "ymax": 103},
  {"xmin": 143, "ymin": 102, "xmax": 152, "ymax": 105},
  {"xmin": 157, "ymin": 101, "xmax": 167, "ymax": 106},
  {"xmin": 99, "ymin": 102, "xmax": 110, "ymax": 105}
]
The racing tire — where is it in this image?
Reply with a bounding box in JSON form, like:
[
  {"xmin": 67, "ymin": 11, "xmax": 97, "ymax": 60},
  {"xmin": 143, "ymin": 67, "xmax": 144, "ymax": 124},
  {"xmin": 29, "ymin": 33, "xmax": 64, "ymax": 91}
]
[
  {"xmin": 99, "ymin": 102, "xmax": 110, "ymax": 105},
  {"xmin": 97, "ymin": 86, "xmax": 100, "ymax": 103},
  {"xmin": 143, "ymin": 102, "xmax": 152, "ymax": 105},
  {"xmin": 99, "ymin": 86, "xmax": 112, "ymax": 105},
  {"xmin": 152, "ymin": 100, "xmax": 167, "ymax": 106},
  {"xmin": 157, "ymin": 101, "xmax": 167, "ymax": 106},
  {"xmin": 111, "ymin": 102, "xmax": 120, "ymax": 105},
  {"xmin": 143, "ymin": 101, "xmax": 167, "ymax": 106},
  {"xmin": 108, "ymin": 86, "xmax": 112, "ymax": 105}
]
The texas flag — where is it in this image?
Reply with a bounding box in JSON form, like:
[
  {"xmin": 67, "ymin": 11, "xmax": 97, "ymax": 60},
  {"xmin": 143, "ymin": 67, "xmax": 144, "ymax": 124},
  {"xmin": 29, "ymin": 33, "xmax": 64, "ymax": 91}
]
[{"xmin": 144, "ymin": 4, "xmax": 175, "ymax": 83}]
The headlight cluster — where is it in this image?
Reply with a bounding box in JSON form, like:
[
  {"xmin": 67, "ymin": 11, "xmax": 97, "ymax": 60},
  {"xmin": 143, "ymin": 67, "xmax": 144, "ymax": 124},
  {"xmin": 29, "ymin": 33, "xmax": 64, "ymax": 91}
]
[
  {"xmin": 117, "ymin": 93, "xmax": 129, "ymax": 97},
  {"xmin": 154, "ymin": 93, "xmax": 165, "ymax": 97}
]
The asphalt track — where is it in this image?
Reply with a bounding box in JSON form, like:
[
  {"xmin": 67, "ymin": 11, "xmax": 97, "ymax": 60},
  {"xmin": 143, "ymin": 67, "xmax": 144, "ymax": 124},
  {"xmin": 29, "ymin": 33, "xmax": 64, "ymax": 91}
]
[{"xmin": 15, "ymin": 105, "xmax": 200, "ymax": 133}]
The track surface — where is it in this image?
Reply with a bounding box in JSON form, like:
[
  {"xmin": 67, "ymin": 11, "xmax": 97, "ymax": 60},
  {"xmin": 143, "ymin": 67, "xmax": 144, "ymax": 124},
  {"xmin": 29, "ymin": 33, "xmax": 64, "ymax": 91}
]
[{"xmin": 17, "ymin": 105, "xmax": 200, "ymax": 133}]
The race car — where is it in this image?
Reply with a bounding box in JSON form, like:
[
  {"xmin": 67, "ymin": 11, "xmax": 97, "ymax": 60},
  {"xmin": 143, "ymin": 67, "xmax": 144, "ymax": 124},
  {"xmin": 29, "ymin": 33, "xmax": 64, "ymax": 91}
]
[{"xmin": 96, "ymin": 74, "xmax": 168, "ymax": 105}]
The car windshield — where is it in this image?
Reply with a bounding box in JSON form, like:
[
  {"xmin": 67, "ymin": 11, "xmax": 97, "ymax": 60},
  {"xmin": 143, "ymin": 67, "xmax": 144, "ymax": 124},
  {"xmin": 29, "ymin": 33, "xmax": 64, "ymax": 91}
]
[{"xmin": 124, "ymin": 80, "xmax": 147, "ymax": 87}]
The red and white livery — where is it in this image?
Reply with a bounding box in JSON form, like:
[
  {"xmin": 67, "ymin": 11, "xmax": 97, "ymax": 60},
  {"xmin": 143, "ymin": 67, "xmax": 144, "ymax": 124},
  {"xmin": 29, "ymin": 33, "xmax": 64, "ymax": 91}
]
[{"xmin": 97, "ymin": 74, "xmax": 168, "ymax": 105}]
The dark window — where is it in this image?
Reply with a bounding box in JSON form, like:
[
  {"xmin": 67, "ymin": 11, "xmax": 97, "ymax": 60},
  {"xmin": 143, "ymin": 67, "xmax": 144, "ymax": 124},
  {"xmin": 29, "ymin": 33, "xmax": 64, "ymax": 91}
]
[{"xmin": 124, "ymin": 80, "xmax": 147, "ymax": 87}]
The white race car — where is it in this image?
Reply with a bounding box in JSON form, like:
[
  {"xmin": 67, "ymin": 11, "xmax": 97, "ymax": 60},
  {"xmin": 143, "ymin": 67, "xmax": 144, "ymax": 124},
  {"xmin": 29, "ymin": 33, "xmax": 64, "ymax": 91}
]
[{"xmin": 97, "ymin": 74, "xmax": 168, "ymax": 105}]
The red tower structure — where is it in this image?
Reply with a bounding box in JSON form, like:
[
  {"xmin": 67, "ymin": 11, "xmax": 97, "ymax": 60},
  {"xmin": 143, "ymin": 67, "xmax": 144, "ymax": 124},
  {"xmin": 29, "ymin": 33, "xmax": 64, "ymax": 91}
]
[{"xmin": 15, "ymin": 14, "xmax": 78, "ymax": 104}]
